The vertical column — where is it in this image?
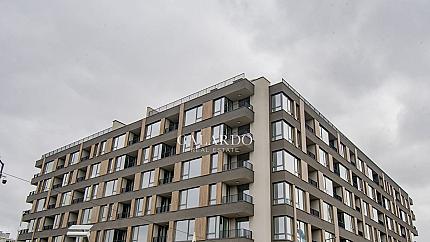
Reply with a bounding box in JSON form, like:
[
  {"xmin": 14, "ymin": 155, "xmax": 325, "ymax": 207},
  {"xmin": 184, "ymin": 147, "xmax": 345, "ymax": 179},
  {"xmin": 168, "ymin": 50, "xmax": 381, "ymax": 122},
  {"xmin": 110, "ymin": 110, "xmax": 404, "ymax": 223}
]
[
  {"xmin": 299, "ymin": 100, "xmax": 307, "ymax": 153},
  {"xmin": 248, "ymin": 77, "xmax": 271, "ymax": 242}
]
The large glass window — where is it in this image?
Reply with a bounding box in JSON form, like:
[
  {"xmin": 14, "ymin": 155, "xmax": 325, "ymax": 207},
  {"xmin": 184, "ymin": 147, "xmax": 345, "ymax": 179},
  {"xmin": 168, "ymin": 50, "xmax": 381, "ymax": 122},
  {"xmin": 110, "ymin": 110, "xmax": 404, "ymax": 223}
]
[
  {"xmin": 367, "ymin": 185, "xmax": 374, "ymax": 200},
  {"xmin": 141, "ymin": 170, "xmax": 155, "ymax": 189},
  {"xmin": 69, "ymin": 151, "xmax": 79, "ymax": 165},
  {"xmin": 295, "ymin": 188, "xmax": 305, "ymax": 211},
  {"xmin": 81, "ymin": 208, "xmax": 92, "ymax": 224},
  {"xmin": 112, "ymin": 134, "xmax": 126, "ymax": 151},
  {"xmin": 319, "ymin": 125, "xmax": 329, "ymax": 144},
  {"xmin": 90, "ymin": 163, "xmax": 101, "ymax": 178},
  {"xmin": 135, "ymin": 198, "xmax": 144, "ymax": 216},
  {"xmin": 272, "ymin": 150, "xmax": 300, "ymax": 177},
  {"xmin": 145, "ymin": 121, "xmax": 161, "ymax": 139},
  {"xmin": 271, "ymin": 92, "xmax": 292, "ymax": 114},
  {"xmin": 273, "ymin": 182, "xmax": 292, "ymax": 205},
  {"xmin": 99, "ymin": 141, "xmax": 107, "ymax": 155},
  {"xmin": 132, "ymin": 225, "xmax": 148, "ymax": 242},
  {"xmin": 181, "ymin": 134, "xmax": 192, "ymax": 152},
  {"xmin": 184, "ymin": 106, "xmax": 202, "ymax": 126},
  {"xmin": 181, "ymin": 158, "xmax": 201, "ymax": 180},
  {"xmin": 273, "ymin": 216, "xmax": 293, "ymax": 240},
  {"xmin": 318, "ymin": 148, "xmax": 328, "ymax": 167},
  {"xmin": 322, "ymin": 202, "xmax": 333, "ymax": 223},
  {"xmin": 61, "ymin": 192, "xmax": 71, "ymax": 206},
  {"xmin": 209, "ymin": 184, "xmax": 217, "ymax": 205},
  {"xmin": 272, "ymin": 120, "xmax": 294, "ymax": 142},
  {"xmin": 142, "ymin": 148, "xmax": 150, "ymax": 163},
  {"xmin": 43, "ymin": 161, "xmax": 54, "ymax": 174},
  {"xmin": 343, "ymin": 213, "xmax": 354, "ymax": 232},
  {"xmin": 36, "ymin": 198, "xmax": 45, "ymax": 212},
  {"xmin": 145, "ymin": 196, "xmax": 153, "ymax": 215},
  {"xmin": 323, "ymin": 176, "xmax": 333, "ymax": 196},
  {"xmin": 344, "ymin": 190, "xmax": 352, "ymax": 207},
  {"xmin": 104, "ymin": 230, "xmax": 114, "ymax": 242},
  {"xmin": 297, "ymin": 220, "xmax": 308, "ymax": 242},
  {"xmin": 213, "ymin": 97, "xmax": 232, "ymax": 116},
  {"xmin": 212, "ymin": 124, "xmax": 231, "ymax": 144},
  {"xmin": 336, "ymin": 163, "xmax": 349, "ymax": 182},
  {"xmin": 104, "ymin": 180, "xmax": 118, "ymax": 197},
  {"xmin": 175, "ymin": 219, "xmax": 195, "ymax": 241},
  {"xmin": 53, "ymin": 214, "xmax": 63, "ymax": 229},
  {"xmin": 324, "ymin": 232, "xmax": 335, "ymax": 242},
  {"xmin": 210, "ymin": 153, "xmax": 218, "ymax": 174},
  {"xmin": 207, "ymin": 216, "xmax": 223, "ymax": 239},
  {"xmin": 179, "ymin": 187, "xmax": 200, "ymax": 210},
  {"xmin": 357, "ymin": 158, "xmax": 363, "ymax": 172}
]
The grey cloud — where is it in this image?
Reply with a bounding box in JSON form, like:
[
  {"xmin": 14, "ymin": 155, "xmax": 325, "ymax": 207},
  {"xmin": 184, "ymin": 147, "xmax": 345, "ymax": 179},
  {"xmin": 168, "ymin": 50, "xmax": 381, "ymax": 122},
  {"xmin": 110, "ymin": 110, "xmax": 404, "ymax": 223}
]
[{"xmin": 1, "ymin": 0, "xmax": 429, "ymax": 240}]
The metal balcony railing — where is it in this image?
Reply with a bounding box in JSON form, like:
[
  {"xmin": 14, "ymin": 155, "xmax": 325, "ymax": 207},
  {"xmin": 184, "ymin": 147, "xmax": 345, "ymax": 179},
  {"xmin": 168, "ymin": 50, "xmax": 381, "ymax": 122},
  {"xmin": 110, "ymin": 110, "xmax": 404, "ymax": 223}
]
[
  {"xmin": 309, "ymin": 179, "xmax": 318, "ymax": 188},
  {"xmin": 152, "ymin": 237, "xmax": 167, "ymax": 242},
  {"xmin": 156, "ymin": 205, "xmax": 170, "ymax": 214},
  {"xmin": 310, "ymin": 208, "xmax": 320, "ymax": 217},
  {"xmin": 116, "ymin": 212, "xmax": 130, "ymax": 219},
  {"xmin": 76, "ymin": 177, "xmax": 85, "ymax": 182},
  {"xmin": 222, "ymin": 193, "xmax": 253, "ymax": 204},
  {"xmin": 72, "ymin": 198, "xmax": 83, "ymax": 204},
  {"xmin": 148, "ymin": 73, "xmax": 245, "ymax": 117},
  {"xmin": 222, "ymin": 161, "xmax": 253, "ymax": 171},
  {"xmin": 215, "ymin": 229, "xmax": 253, "ymax": 239},
  {"xmin": 159, "ymin": 176, "xmax": 173, "ymax": 185}
]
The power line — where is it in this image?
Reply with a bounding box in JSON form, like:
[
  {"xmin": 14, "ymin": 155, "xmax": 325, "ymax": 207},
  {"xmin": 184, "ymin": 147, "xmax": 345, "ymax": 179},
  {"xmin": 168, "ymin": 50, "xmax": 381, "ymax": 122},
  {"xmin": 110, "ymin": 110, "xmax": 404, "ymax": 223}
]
[{"xmin": 3, "ymin": 171, "xmax": 205, "ymax": 241}]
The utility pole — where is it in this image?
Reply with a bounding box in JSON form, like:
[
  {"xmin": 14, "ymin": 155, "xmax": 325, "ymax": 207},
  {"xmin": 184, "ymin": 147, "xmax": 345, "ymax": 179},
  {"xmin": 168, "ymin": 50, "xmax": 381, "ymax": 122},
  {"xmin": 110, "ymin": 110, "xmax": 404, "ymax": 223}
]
[{"xmin": 0, "ymin": 159, "xmax": 6, "ymax": 184}]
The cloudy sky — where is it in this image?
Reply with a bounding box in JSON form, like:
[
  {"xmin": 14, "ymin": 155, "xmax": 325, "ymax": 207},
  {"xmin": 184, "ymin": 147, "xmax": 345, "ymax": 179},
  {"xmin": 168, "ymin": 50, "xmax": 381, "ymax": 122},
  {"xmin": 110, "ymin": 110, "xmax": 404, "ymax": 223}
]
[{"xmin": 1, "ymin": 0, "xmax": 429, "ymax": 240}]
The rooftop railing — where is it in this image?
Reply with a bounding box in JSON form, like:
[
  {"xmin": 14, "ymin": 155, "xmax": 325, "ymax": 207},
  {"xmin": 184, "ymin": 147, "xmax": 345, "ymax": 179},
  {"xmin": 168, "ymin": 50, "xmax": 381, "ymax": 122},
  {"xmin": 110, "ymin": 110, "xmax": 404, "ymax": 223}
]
[
  {"xmin": 148, "ymin": 73, "xmax": 245, "ymax": 117},
  {"xmin": 41, "ymin": 127, "xmax": 112, "ymax": 159}
]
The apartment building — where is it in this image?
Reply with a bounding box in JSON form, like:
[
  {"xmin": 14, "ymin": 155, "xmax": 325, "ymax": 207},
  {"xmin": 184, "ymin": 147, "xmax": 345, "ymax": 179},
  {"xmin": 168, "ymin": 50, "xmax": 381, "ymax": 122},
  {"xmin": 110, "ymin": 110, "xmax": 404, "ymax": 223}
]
[{"xmin": 17, "ymin": 74, "xmax": 418, "ymax": 242}]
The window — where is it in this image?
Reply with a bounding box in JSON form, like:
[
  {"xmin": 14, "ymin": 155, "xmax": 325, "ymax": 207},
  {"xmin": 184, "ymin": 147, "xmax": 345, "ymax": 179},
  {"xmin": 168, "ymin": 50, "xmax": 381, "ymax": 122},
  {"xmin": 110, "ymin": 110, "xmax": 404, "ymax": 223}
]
[
  {"xmin": 81, "ymin": 208, "xmax": 92, "ymax": 224},
  {"xmin": 362, "ymin": 201, "xmax": 369, "ymax": 216},
  {"xmin": 175, "ymin": 219, "xmax": 195, "ymax": 241},
  {"xmin": 209, "ymin": 184, "xmax": 217, "ymax": 205},
  {"xmin": 364, "ymin": 224, "xmax": 371, "ymax": 240},
  {"xmin": 179, "ymin": 187, "xmax": 200, "ymax": 210},
  {"xmin": 43, "ymin": 161, "xmax": 54, "ymax": 174},
  {"xmin": 69, "ymin": 151, "xmax": 79, "ymax": 165},
  {"xmin": 36, "ymin": 198, "xmax": 45, "ymax": 212},
  {"xmin": 295, "ymin": 188, "xmax": 305, "ymax": 211},
  {"xmin": 357, "ymin": 158, "xmax": 363, "ymax": 172},
  {"xmin": 324, "ymin": 232, "xmax": 335, "ymax": 242},
  {"xmin": 181, "ymin": 134, "xmax": 192, "ymax": 152},
  {"xmin": 272, "ymin": 150, "xmax": 301, "ymax": 177},
  {"xmin": 104, "ymin": 180, "xmax": 118, "ymax": 197},
  {"xmin": 53, "ymin": 214, "xmax": 63, "ymax": 229},
  {"xmin": 181, "ymin": 158, "xmax": 201, "ymax": 180},
  {"xmin": 273, "ymin": 182, "xmax": 292, "ymax": 205},
  {"xmin": 104, "ymin": 230, "xmax": 114, "ymax": 242},
  {"xmin": 207, "ymin": 216, "xmax": 221, "ymax": 239},
  {"xmin": 322, "ymin": 202, "xmax": 333, "ymax": 223},
  {"xmin": 90, "ymin": 163, "xmax": 101, "ymax": 178},
  {"xmin": 271, "ymin": 92, "xmax": 292, "ymax": 114},
  {"xmin": 145, "ymin": 121, "xmax": 161, "ymax": 139},
  {"xmin": 318, "ymin": 148, "xmax": 328, "ymax": 167},
  {"xmin": 61, "ymin": 192, "xmax": 71, "ymax": 206},
  {"xmin": 115, "ymin": 155, "xmax": 126, "ymax": 171},
  {"xmin": 213, "ymin": 97, "xmax": 232, "ymax": 116},
  {"xmin": 141, "ymin": 170, "xmax": 155, "ymax": 189},
  {"xmin": 339, "ymin": 213, "xmax": 354, "ymax": 232},
  {"xmin": 84, "ymin": 186, "xmax": 92, "ymax": 201},
  {"xmin": 142, "ymin": 148, "xmax": 150, "ymax": 163},
  {"xmin": 372, "ymin": 208, "xmax": 378, "ymax": 222},
  {"xmin": 212, "ymin": 124, "xmax": 231, "ymax": 144},
  {"xmin": 367, "ymin": 185, "xmax": 374, "ymax": 200},
  {"xmin": 319, "ymin": 125, "xmax": 329, "ymax": 144},
  {"xmin": 323, "ymin": 176, "xmax": 333, "ymax": 196},
  {"xmin": 367, "ymin": 166, "xmax": 373, "ymax": 180},
  {"xmin": 145, "ymin": 196, "xmax": 153, "ymax": 215},
  {"xmin": 210, "ymin": 153, "xmax": 218, "ymax": 174},
  {"xmin": 99, "ymin": 205, "xmax": 112, "ymax": 222},
  {"xmin": 184, "ymin": 106, "xmax": 202, "ymax": 126},
  {"xmin": 135, "ymin": 198, "xmax": 144, "ymax": 216},
  {"xmin": 132, "ymin": 225, "xmax": 148, "ymax": 242},
  {"xmin": 152, "ymin": 143, "xmax": 174, "ymax": 161},
  {"xmin": 339, "ymin": 143, "xmax": 346, "ymax": 158},
  {"xmin": 99, "ymin": 141, "xmax": 107, "ymax": 155},
  {"xmin": 62, "ymin": 172, "xmax": 71, "ymax": 186},
  {"xmin": 297, "ymin": 220, "xmax": 308, "ymax": 242},
  {"xmin": 91, "ymin": 184, "xmax": 99, "ymax": 199},
  {"xmin": 194, "ymin": 131, "xmax": 202, "ymax": 149},
  {"xmin": 336, "ymin": 163, "xmax": 349, "ymax": 181},
  {"xmin": 344, "ymin": 190, "xmax": 352, "ymax": 207},
  {"xmin": 272, "ymin": 120, "xmax": 294, "ymax": 142},
  {"xmin": 112, "ymin": 134, "xmax": 126, "ymax": 151},
  {"xmin": 273, "ymin": 216, "xmax": 293, "ymax": 240},
  {"xmin": 43, "ymin": 178, "xmax": 52, "ymax": 192}
]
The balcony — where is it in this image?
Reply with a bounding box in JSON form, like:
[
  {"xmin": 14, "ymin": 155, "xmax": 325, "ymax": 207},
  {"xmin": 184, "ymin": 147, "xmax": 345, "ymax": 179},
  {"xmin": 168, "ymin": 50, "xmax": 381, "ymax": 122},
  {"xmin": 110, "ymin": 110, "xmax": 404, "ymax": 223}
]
[
  {"xmin": 310, "ymin": 208, "xmax": 320, "ymax": 217},
  {"xmin": 116, "ymin": 212, "xmax": 130, "ymax": 219},
  {"xmin": 222, "ymin": 194, "xmax": 253, "ymax": 204},
  {"xmin": 128, "ymin": 136, "xmax": 140, "ymax": 145},
  {"xmin": 152, "ymin": 237, "xmax": 167, "ymax": 242},
  {"xmin": 47, "ymin": 204, "xmax": 56, "ymax": 209},
  {"xmin": 217, "ymin": 229, "xmax": 253, "ymax": 240},
  {"xmin": 72, "ymin": 198, "xmax": 83, "ymax": 204},
  {"xmin": 156, "ymin": 205, "xmax": 170, "ymax": 214},
  {"xmin": 23, "ymin": 210, "xmax": 30, "ymax": 215},
  {"xmin": 308, "ymin": 179, "xmax": 318, "ymax": 188},
  {"xmin": 56, "ymin": 164, "xmax": 64, "ymax": 169},
  {"xmin": 67, "ymin": 221, "xmax": 77, "ymax": 226},
  {"xmin": 80, "ymin": 156, "xmax": 89, "ymax": 161},
  {"xmin": 307, "ymin": 151, "xmax": 316, "ymax": 160},
  {"xmin": 52, "ymin": 184, "xmax": 62, "ymax": 189},
  {"xmin": 121, "ymin": 186, "xmax": 134, "ymax": 193},
  {"xmin": 18, "ymin": 229, "xmax": 29, "ymax": 235},
  {"xmin": 43, "ymin": 225, "xmax": 53, "ymax": 230},
  {"xmin": 159, "ymin": 176, "xmax": 173, "ymax": 185},
  {"xmin": 76, "ymin": 177, "xmax": 85, "ymax": 183},
  {"xmin": 334, "ymin": 194, "xmax": 342, "ymax": 201},
  {"xmin": 124, "ymin": 158, "xmax": 136, "ymax": 169},
  {"xmin": 223, "ymin": 161, "xmax": 253, "ymax": 171},
  {"xmin": 305, "ymin": 123, "xmax": 314, "ymax": 133}
]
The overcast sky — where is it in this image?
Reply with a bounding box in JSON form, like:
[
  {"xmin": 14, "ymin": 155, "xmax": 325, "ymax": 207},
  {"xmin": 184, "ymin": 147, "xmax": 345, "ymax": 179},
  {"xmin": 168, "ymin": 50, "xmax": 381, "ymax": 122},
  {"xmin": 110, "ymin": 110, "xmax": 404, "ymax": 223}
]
[{"xmin": 1, "ymin": 0, "xmax": 429, "ymax": 240}]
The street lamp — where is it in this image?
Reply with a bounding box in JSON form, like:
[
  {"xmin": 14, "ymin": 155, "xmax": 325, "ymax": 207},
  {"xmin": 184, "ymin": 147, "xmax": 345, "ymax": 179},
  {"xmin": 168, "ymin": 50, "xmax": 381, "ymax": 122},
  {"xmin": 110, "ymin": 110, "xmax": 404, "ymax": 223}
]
[{"xmin": 0, "ymin": 159, "xmax": 6, "ymax": 184}]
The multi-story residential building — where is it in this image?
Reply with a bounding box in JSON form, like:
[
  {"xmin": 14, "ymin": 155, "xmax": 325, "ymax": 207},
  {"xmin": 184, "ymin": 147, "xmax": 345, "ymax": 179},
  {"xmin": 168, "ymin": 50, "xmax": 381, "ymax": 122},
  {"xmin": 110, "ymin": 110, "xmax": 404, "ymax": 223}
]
[
  {"xmin": 0, "ymin": 231, "xmax": 16, "ymax": 242},
  {"xmin": 17, "ymin": 74, "xmax": 418, "ymax": 242}
]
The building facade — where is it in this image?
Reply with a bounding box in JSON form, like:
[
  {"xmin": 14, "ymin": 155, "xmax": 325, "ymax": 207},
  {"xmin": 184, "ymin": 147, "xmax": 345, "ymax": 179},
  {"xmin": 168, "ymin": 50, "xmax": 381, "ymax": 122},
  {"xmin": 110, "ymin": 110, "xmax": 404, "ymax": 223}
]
[{"xmin": 18, "ymin": 75, "xmax": 418, "ymax": 242}]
